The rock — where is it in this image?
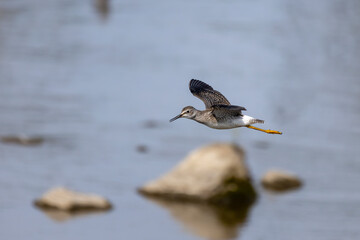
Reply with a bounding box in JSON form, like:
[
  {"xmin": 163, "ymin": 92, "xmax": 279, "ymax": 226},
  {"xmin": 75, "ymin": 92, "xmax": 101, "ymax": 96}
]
[
  {"xmin": 34, "ymin": 187, "xmax": 112, "ymax": 211},
  {"xmin": 136, "ymin": 145, "xmax": 148, "ymax": 153},
  {"xmin": 143, "ymin": 120, "xmax": 160, "ymax": 129},
  {"xmin": 95, "ymin": 0, "xmax": 110, "ymax": 20},
  {"xmin": 261, "ymin": 169, "xmax": 302, "ymax": 191},
  {"xmin": 139, "ymin": 143, "xmax": 257, "ymax": 205},
  {"xmin": 1, "ymin": 135, "xmax": 44, "ymax": 146}
]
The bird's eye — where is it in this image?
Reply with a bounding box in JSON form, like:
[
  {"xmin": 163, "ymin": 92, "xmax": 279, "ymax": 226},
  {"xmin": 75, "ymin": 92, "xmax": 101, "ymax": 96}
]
[{"xmin": 186, "ymin": 111, "xmax": 190, "ymax": 113}]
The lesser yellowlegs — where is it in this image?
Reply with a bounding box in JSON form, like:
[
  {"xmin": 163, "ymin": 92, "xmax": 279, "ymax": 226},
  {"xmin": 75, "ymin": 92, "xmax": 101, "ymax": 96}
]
[{"xmin": 170, "ymin": 79, "xmax": 282, "ymax": 134}]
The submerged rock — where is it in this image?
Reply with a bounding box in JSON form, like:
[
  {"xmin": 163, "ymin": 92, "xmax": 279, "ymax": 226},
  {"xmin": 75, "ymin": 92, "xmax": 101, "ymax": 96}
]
[
  {"xmin": 34, "ymin": 187, "xmax": 112, "ymax": 211},
  {"xmin": 261, "ymin": 169, "xmax": 302, "ymax": 191},
  {"xmin": 139, "ymin": 143, "xmax": 257, "ymax": 205}
]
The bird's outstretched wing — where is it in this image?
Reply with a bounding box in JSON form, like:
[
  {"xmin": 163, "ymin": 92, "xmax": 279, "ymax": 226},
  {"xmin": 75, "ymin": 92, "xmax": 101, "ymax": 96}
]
[
  {"xmin": 211, "ymin": 104, "xmax": 247, "ymax": 120},
  {"xmin": 189, "ymin": 79, "xmax": 230, "ymax": 109}
]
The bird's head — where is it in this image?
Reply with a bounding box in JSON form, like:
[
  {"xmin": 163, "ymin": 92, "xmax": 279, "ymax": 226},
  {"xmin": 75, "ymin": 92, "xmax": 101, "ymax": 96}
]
[{"xmin": 170, "ymin": 106, "xmax": 197, "ymax": 122}]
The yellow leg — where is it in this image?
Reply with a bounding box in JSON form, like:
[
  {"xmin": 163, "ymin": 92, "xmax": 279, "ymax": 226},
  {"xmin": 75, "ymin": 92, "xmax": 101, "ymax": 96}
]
[{"xmin": 247, "ymin": 126, "xmax": 282, "ymax": 135}]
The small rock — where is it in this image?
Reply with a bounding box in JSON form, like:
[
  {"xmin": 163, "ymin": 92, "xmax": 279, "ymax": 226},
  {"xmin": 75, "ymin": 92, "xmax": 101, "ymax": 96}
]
[
  {"xmin": 143, "ymin": 120, "xmax": 158, "ymax": 128},
  {"xmin": 136, "ymin": 145, "xmax": 148, "ymax": 153},
  {"xmin": 139, "ymin": 143, "xmax": 257, "ymax": 205},
  {"xmin": 95, "ymin": 0, "xmax": 110, "ymax": 20},
  {"xmin": 1, "ymin": 135, "xmax": 44, "ymax": 146},
  {"xmin": 261, "ymin": 169, "xmax": 302, "ymax": 191},
  {"xmin": 34, "ymin": 187, "xmax": 112, "ymax": 211}
]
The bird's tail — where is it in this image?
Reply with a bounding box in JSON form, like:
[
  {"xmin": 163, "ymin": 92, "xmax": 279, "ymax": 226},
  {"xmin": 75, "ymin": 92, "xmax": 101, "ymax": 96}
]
[{"xmin": 252, "ymin": 119, "xmax": 264, "ymax": 124}]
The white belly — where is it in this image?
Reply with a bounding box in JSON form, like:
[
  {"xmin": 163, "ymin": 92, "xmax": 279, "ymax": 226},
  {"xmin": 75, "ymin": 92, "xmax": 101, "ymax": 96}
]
[{"xmin": 205, "ymin": 115, "xmax": 257, "ymax": 129}]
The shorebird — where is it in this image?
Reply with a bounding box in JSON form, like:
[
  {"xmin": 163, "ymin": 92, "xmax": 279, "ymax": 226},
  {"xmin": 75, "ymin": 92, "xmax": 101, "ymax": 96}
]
[{"xmin": 170, "ymin": 79, "xmax": 282, "ymax": 134}]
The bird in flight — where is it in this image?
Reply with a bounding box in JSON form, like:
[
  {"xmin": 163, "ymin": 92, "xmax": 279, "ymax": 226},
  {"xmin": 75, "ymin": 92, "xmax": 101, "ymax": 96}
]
[{"xmin": 170, "ymin": 79, "xmax": 282, "ymax": 134}]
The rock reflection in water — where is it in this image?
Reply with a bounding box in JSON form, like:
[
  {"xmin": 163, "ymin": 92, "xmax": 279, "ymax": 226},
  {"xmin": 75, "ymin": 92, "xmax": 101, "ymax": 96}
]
[
  {"xmin": 37, "ymin": 208, "xmax": 110, "ymax": 222},
  {"xmin": 144, "ymin": 196, "xmax": 253, "ymax": 240}
]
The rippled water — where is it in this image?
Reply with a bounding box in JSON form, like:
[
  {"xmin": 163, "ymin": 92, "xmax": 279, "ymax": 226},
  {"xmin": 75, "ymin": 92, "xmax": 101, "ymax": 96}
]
[{"xmin": 1, "ymin": 0, "xmax": 360, "ymax": 239}]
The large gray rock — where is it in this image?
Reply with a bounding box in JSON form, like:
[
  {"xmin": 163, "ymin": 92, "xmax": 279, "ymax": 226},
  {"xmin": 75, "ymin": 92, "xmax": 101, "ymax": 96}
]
[
  {"xmin": 34, "ymin": 187, "xmax": 112, "ymax": 211},
  {"xmin": 261, "ymin": 169, "xmax": 302, "ymax": 191},
  {"xmin": 139, "ymin": 143, "xmax": 256, "ymax": 205}
]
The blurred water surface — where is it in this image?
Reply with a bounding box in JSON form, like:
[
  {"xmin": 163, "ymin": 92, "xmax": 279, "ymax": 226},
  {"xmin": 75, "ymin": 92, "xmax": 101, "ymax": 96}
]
[{"xmin": 0, "ymin": 0, "xmax": 360, "ymax": 239}]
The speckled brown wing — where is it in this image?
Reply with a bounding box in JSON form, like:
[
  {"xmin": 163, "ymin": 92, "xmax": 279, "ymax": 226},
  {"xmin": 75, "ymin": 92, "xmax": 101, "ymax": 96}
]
[{"xmin": 189, "ymin": 79, "xmax": 231, "ymax": 109}]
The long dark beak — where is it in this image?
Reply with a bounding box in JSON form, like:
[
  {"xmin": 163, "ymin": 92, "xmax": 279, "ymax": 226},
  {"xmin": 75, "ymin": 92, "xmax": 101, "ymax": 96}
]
[{"xmin": 169, "ymin": 113, "xmax": 183, "ymax": 122}]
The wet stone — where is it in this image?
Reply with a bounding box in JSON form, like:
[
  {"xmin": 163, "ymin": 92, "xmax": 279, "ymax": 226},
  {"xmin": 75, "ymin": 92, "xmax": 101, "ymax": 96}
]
[
  {"xmin": 261, "ymin": 169, "xmax": 302, "ymax": 191},
  {"xmin": 1, "ymin": 135, "xmax": 44, "ymax": 146},
  {"xmin": 139, "ymin": 143, "xmax": 257, "ymax": 206},
  {"xmin": 34, "ymin": 187, "xmax": 112, "ymax": 212}
]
